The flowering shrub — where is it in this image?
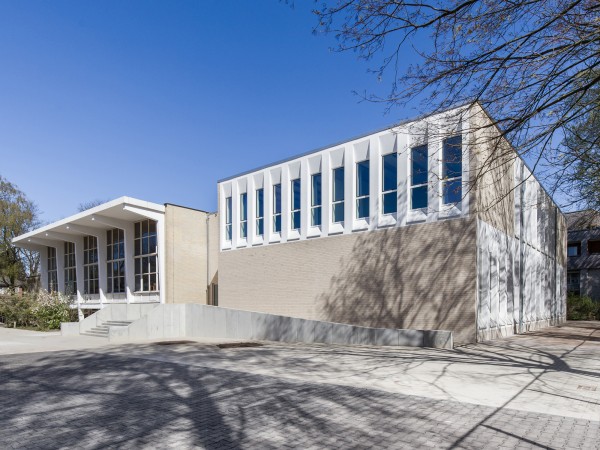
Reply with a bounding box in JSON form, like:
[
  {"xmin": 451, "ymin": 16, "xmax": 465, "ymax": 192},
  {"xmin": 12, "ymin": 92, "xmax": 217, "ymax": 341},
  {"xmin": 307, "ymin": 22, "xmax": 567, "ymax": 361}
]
[{"xmin": 0, "ymin": 291, "xmax": 78, "ymax": 330}]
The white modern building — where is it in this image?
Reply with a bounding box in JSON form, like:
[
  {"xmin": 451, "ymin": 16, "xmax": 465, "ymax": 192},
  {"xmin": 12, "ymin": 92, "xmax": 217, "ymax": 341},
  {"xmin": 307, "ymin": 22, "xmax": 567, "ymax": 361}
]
[
  {"xmin": 13, "ymin": 197, "xmax": 218, "ymax": 314},
  {"xmin": 217, "ymin": 103, "xmax": 567, "ymax": 344}
]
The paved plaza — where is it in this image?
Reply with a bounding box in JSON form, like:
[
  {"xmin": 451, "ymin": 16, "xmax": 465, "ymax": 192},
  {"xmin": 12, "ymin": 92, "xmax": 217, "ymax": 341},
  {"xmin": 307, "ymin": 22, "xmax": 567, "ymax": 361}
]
[{"xmin": 0, "ymin": 322, "xmax": 599, "ymax": 449}]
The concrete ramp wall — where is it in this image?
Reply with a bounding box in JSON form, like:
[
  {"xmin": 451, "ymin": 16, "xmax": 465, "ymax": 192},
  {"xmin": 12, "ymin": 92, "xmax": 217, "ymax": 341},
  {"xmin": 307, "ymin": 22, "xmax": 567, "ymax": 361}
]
[{"xmin": 107, "ymin": 304, "xmax": 453, "ymax": 349}]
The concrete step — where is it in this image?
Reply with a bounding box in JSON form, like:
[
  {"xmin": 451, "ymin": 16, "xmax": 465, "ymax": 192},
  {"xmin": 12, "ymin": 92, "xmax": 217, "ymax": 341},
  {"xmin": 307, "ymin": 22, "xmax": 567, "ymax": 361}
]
[
  {"xmin": 81, "ymin": 330, "xmax": 108, "ymax": 337},
  {"xmin": 103, "ymin": 320, "xmax": 133, "ymax": 327}
]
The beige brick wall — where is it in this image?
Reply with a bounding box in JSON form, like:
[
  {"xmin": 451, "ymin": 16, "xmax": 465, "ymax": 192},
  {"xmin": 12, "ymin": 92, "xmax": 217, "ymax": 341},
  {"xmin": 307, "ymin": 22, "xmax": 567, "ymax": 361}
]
[
  {"xmin": 164, "ymin": 205, "xmax": 216, "ymax": 304},
  {"xmin": 220, "ymin": 217, "xmax": 478, "ymax": 344}
]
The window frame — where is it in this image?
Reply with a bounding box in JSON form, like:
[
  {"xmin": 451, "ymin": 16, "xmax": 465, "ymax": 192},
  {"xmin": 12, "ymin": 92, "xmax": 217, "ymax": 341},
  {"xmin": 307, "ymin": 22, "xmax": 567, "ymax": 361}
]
[
  {"xmin": 311, "ymin": 173, "xmax": 322, "ymax": 227},
  {"xmin": 332, "ymin": 166, "xmax": 345, "ymax": 224},
  {"xmin": 381, "ymin": 153, "xmax": 397, "ymax": 215},
  {"xmin": 356, "ymin": 160, "xmax": 370, "ymax": 219},
  {"xmin": 290, "ymin": 178, "xmax": 301, "ymax": 231},
  {"xmin": 588, "ymin": 240, "xmax": 600, "ymax": 254},
  {"xmin": 239, "ymin": 192, "xmax": 248, "ymax": 239},
  {"xmin": 567, "ymin": 242, "xmax": 582, "ymax": 257},
  {"xmin": 225, "ymin": 196, "xmax": 232, "ymax": 241},
  {"xmin": 63, "ymin": 241, "xmax": 77, "ymax": 296},
  {"xmin": 410, "ymin": 144, "xmax": 428, "ymax": 210},
  {"xmin": 442, "ymin": 135, "xmax": 463, "ymax": 205},
  {"xmin": 256, "ymin": 188, "xmax": 264, "ymax": 237},
  {"xmin": 106, "ymin": 228, "xmax": 125, "ymax": 294},
  {"xmin": 134, "ymin": 219, "xmax": 158, "ymax": 293},
  {"xmin": 83, "ymin": 235, "xmax": 99, "ymax": 296},
  {"xmin": 273, "ymin": 183, "xmax": 282, "ymax": 233},
  {"xmin": 47, "ymin": 246, "xmax": 58, "ymax": 293}
]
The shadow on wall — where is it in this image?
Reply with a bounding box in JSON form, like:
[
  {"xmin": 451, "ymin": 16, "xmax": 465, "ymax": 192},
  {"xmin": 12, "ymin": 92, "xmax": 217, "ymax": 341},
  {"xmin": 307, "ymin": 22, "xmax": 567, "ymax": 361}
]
[{"xmin": 317, "ymin": 218, "xmax": 477, "ymax": 344}]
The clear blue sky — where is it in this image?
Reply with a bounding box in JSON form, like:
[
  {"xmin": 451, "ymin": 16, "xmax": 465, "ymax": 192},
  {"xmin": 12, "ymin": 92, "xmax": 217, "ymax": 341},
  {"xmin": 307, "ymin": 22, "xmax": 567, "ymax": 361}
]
[{"xmin": 0, "ymin": 0, "xmax": 421, "ymax": 223}]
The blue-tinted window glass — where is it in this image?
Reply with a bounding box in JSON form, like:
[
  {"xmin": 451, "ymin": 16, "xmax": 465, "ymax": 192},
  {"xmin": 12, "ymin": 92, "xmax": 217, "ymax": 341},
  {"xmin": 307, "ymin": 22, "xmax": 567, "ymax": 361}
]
[
  {"xmin": 356, "ymin": 161, "xmax": 370, "ymax": 197},
  {"xmin": 382, "ymin": 153, "xmax": 397, "ymax": 192},
  {"xmin": 443, "ymin": 179, "xmax": 462, "ymax": 204},
  {"xmin": 357, "ymin": 198, "xmax": 369, "ymax": 219},
  {"xmin": 240, "ymin": 193, "xmax": 247, "ymax": 221},
  {"xmin": 273, "ymin": 215, "xmax": 281, "ymax": 233},
  {"xmin": 333, "ymin": 203, "xmax": 344, "ymax": 223},
  {"xmin": 311, "ymin": 206, "xmax": 322, "ymax": 227},
  {"xmin": 311, "ymin": 174, "xmax": 321, "ymax": 207},
  {"xmin": 291, "ymin": 179, "xmax": 301, "ymax": 211},
  {"xmin": 412, "ymin": 186, "xmax": 428, "ymax": 209},
  {"xmin": 273, "ymin": 184, "xmax": 281, "ymax": 214},
  {"xmin": 383, "ymin": 192, "xmax": 397, "ymax": 215},
  {"xmin": 291, "ymin": 211, "xmax": 301, "ymax": 230},
  {"xmin": 443, "ymin": 136, "xmax": 462, "ymax": 179},
  {"xmin": 256, "ymin": 189, "xmax": 264, "ymax": 219},
  {"xmin": 256, "ymin": 218, "xmax": 264, "ymax": 236},
  {"xmin": 333, "ymin": 167, "xmax": 344, "ymax": 202},
  {"xmin": 411, "ymin": 145, "xmax": 428, "ymax": 186}
]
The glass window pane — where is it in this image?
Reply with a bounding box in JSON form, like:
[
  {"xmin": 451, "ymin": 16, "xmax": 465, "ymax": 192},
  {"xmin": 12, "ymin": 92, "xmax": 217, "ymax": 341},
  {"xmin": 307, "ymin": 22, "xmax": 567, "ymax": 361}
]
[
  {"xmin": 142, "ymin": 237, "xmax": 149, "ymax": 255},
  {"xmin": 119, "ymin": 261, "xmax": 125, "ymax": 276},
  {"xmin": 240, "ymin": 221, "xmax": 247, "ymax": 239},
  {"xmin": 333, "ymin": 167, "xmax": 344, "ymax": 202},
  {"xmin": 256, "ymin": 218, "xmax": 264, "ymax": 236},
  {"xmin": 383, "ymin": 192, "xmax": 397, "ymax": 215},
  {"xmin": 411, "ymin": 145, "xmax": 428, "ymax": 186},
  {"xmin": 150, "ymin": 274, "xmax": 157, "ymax": 291},
  {"xmin": 149, "ymin": 235, "xmax": 157, "ymax": 253},
  {"xmin": 311, "ymin": 174, "xmax": 321, "ymax": 207},
  {"xmin": 225, "ymin": 197, "xmax": 232, "ymax": 223},
  {"xmin": 240, "ymin": 193, "xmax": 247, "ymax": 221},
  {"xmin": 291, "ymin": 211, "xmax": 300, "ymax": 230},
  {"xmin": 357, "ymin": 197, "xmax": 369, "ymax": 219},
  {"xmin": 149, "ymin": 255, "xmax": 156, "ymax": 273},
  {"xmin": 382, "ymin": 153, "xmax": 397, "ymax": 192},
  {"xmin": 135, "ymin": 222, "xmax": 141, "ymax": 239},
  {"xmin": 291, "ymin": 179, "xmax": 301, "ymax": 210},
  {"xmin": 356, "ymin": 161, "xmax": 370, "ymax": 197},
  {"xmin": 134, "ymin": 238, "xmax": 140, "ymax": 256},
  {"xmin": 149, "ymin": 220, "xmax": 157, "ymax": 234},
  {"xmin": 443, "ymin": 179, "xmax": 462, "ymax": 204},
  {"xmin": 135, "ymin": 258, "xmax": 141, "ymax": 276},
  {"xmin": 135, "ymin": 275, "xmax": 141, "ymax": 292},
  {"xmin": 273, "ymin": 184, "xmax": 281, "ymax": 214},
  {"xmin": 273, "ymin": 215, "xmax": 281, "ymax": 233},
  {"xmin": 443, "ymin": 135, "xmax": 462, "ymax": 179},
  {"xmin": 412, "ymin": 186, "xmax": 428, "ymax": 210},
  {"xmin": 226, "ymin": 224, "xmax": 232, "ymax": 241},
  {"xmin": 333, "ymin": 202, "xmax": 344, "ymax": 223},
  {"xmin": 256, "ymin": 189, "xmax": 264, "ymax": 218},
  {"xmin": 142, "ymin": 220, "xmax": 149, "ymax": 238},
  {"xmin": 311, "ymin": 206, "xmax": 322, "ymax": 227}
]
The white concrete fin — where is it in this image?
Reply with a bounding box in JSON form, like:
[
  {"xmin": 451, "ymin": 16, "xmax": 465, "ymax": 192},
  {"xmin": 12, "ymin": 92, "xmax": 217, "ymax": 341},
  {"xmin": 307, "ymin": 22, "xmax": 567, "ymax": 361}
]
[
  {"xmin": 288, "ymin": 161, "xmax": 301, "ymax": 179},
  {"xmin": 329, "ymin": 147, "xmax": 345, "ymax": 168},
  {"xmin": 308, "ymin": 155, "xmax": 321, "ymax": 174},
  {"xmin": 379, "ymin": 132, "xmax": 397, "ymax": 156},
  {"xmin": 353, "ymin": 139, "xmax": 370, "ymax": 162},
  {"xmin": 270, "ymin": 167, "xmax": 282, "ymax": 184},
  {"xmin": 237, "ymin": 177, "xmax": 247, "ymax": 193},
  {"xmin": 253, "ymin": 172, "xmax": 264, "ymax": 188}
]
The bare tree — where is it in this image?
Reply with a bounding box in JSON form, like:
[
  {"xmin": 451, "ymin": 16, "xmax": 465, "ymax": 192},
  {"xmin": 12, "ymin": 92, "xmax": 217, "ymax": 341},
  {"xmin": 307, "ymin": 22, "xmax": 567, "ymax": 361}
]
[
  {"xmin": 0, "ymin": 175, "xmax": 40, "ymax": 288},
  {"xmin": 314, "ymin": 0, "xmax": 600, "ymax": 209},
  {"xmin": 77, "ymin": 199, "xmax": 107, "ymax": 212}
]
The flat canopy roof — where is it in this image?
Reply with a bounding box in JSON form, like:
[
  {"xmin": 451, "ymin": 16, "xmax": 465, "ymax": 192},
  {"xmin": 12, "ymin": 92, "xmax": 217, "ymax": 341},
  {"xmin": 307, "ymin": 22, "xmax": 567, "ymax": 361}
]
[{"xmin": 13, "ymin": 196, "xmax": 165, "ymax": 248}]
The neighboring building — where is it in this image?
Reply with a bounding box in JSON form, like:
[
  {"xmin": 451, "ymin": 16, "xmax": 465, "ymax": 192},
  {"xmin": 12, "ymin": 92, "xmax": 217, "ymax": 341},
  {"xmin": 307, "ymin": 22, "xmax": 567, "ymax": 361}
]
[
  {"xmin": 217, "ymin": 102, "xmax": 567, "ymax": 345},
  {"xmin": 12, "ymin": 197, "xmax": 219, "ymax": 313},
  {"xmin": 566, "ymin": 210, "xmax": 600, "ymax": 301}
]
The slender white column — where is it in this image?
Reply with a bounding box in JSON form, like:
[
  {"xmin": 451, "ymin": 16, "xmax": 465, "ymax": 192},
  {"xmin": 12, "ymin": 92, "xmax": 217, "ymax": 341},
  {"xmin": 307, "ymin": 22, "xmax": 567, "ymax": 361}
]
[
  {"xmin": 123, "ymin": 222, "xmax": 135, "ymax": 303},
  {"xmin": 321, "ymin": 154, "xmax": 331, "ymax": 236},
  {"xmin": 39, "ymin": 247, "xmax": 48, "ymax": 291},
  {"xmin": 344, "ymin": 145, "xmax": 354, "ymax": 234},
  {"xmin": 281, "ymin": 166, "xmax": 290, "ymax": 242},
  {"xmin": 300, "ymin": 158, "xmax": 310, "ymax": 239},
  {"xmin": 264, "ymin": 171, "xmax": 273, "ymax": 244}
]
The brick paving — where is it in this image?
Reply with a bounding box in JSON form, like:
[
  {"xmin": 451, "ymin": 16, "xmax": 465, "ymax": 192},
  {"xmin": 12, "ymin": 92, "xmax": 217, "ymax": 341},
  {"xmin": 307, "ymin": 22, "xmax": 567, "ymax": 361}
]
[{"xmin": 0, "ymin": 345, "xmax": 598, "ymax": 450}]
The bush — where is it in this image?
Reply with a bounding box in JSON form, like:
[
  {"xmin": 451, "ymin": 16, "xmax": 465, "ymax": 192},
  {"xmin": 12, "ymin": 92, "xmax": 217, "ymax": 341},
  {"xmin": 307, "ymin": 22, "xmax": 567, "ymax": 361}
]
[
  {"xmin": 0, "ymin": 291, "xmax": 78, "ymax": 330},
  {"xmin": 567, "ymin": 294, "xmax": 600, "ymax": 320}
]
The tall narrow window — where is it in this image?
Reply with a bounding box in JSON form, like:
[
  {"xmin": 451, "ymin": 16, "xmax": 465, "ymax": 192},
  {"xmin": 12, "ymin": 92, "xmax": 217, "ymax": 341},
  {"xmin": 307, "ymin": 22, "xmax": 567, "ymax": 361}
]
[
  {"xmin": 442, "ymin": 135, "xmax": 462, "ymax": 205},
  {"xmin": 411, "ymin": 145, "xmax": 428, "ymax": 209},
  {"xmin": 256, "ymin": 188, "xmax": 264, "ymax": 236},
  {"xmin": 240, "ymin": 192, "xmax": 248, "ymax": 239},
  {"xmin": 225, "ymin": 196, "xmax": 232, "ymax": 241},
  {"xmin": 106, "ymin": 228, "xmax": 125, "ymax": 294},
  {"xmin": 382, "ymin": 153, "xmax": 397, "ymax": 215},
  {"xmin": 134, "ymin": 219, "xmax": 158, "ymax": 292},
  {"xmin": 311, "ymin": 173, "xmax": 322, "ymax": 226},
  {"xmin": 273, "ymin": 183, "xmax": 282, "ymax": 233},
  {"xmin": 47, "ymin": 247, "xmax": 58, "ymax": 293},
  {"xmin": 291, "ymin": 178, "xmax": 301, "ymax": 230},
  {"xmin": 83, "ymin": 236, "xmax": 99, "ymax": 295},
  {"xmin": 332, "ymin": 167, "xmax": 345, "ymax": 223},
  {"xmin": 356, "ymin": 160, "xmax": 370, "ymax": 219},
  {"xmin": 64, "ymin": 241, "xmax": 77, "ymax": 296}
]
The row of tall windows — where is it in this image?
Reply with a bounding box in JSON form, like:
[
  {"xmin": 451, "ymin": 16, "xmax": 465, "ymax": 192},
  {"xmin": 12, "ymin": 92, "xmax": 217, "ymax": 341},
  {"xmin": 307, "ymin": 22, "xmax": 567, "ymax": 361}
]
[
  {"xmin": 48, "ymin": 221, "xmax": 159, "ymax": 295},
  {"xmin": 134, "ymin": 219, "xmax": 158, "ymax": 292},
  {"xmin": 64, "ymin": 242, "xmax": 77, "ymax": 296},
  {"xmin": 47, "ymin": 247, "xmax": 58, "ymax": 292},
  {"xmin": 224, "ymin": 135, "xmax": 462, "ymax": 240},
  {"xmin": 83, "ymin": 236, "xmax": 99, "ymax": 295},
  {"xmin": 107, "ymin": 228, "xmax": 125, "ymax": 294}
]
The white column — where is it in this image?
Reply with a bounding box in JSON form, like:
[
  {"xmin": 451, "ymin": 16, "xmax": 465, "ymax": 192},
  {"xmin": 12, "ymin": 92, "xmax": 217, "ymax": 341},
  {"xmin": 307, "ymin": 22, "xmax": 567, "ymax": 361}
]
[
  {"xmin": 124, "ymin": 222, "xmax": 135, "ymax": 303},
  {"xmin": 281, "ymin": 166, "xmax": 290, "ymax": 242},
  {"xmin": 231, "ymin": 181, "xmax": 240, "ymax": 248},
  {"xmin": 73, "ymin": 235, "xmax": 84, "ymax": 304},
  {"xmin": 428, "ymin": 128, "xmax": 441, "ymax": 222},
  {"xmin": 369, "ymin": 136, "xmax": 380, "ymax": 231},
  {"xmin": 56, "ymin": 244, "xmax": 65, "ymax": 294},
  {"xmin": 397, "ymin": 133, "xmax": 409, "ymax": 227},
  {"xmin": 96, "ymin": 230, "xmax": 107, "ymax": 304},
  {"xmin": 300, "ymin": 158, "xmax": 310, "ymax": 239},
  {"xmin": 264, "ymin": 171, "xmax": 273, "ymax": 244},
  {"xmin": 344, "ymin": 145, "xmax": 354, "ymax": 234},
  {"xmin": 321, "ymin": 154, "xmax": 331, "ymax": 236},
  {"xmin": 247, "ymin": 176, "xmax": 256, "ymax": 244}
]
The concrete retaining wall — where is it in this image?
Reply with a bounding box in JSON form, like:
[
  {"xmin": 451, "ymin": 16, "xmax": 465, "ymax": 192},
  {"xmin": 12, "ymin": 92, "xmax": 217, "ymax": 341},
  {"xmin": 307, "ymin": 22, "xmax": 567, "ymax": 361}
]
[
  {"xmin": 106, "ymin": 303, "xmax": 453, "ymax": 349},
  {"xmin": 78, "ymin": 303, "xmax": 160, "ymax": 334}
]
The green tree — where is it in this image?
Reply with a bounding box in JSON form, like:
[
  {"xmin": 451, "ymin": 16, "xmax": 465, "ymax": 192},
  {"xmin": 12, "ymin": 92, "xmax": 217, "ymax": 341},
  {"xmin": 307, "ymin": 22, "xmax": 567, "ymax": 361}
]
[
  {"xmin": 314, "ymin": 0, "xmax": 600, "ymax": 207},
  {"xmin": 0, "ymin": 176, "xmax": 40, "ymax": 288}
]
